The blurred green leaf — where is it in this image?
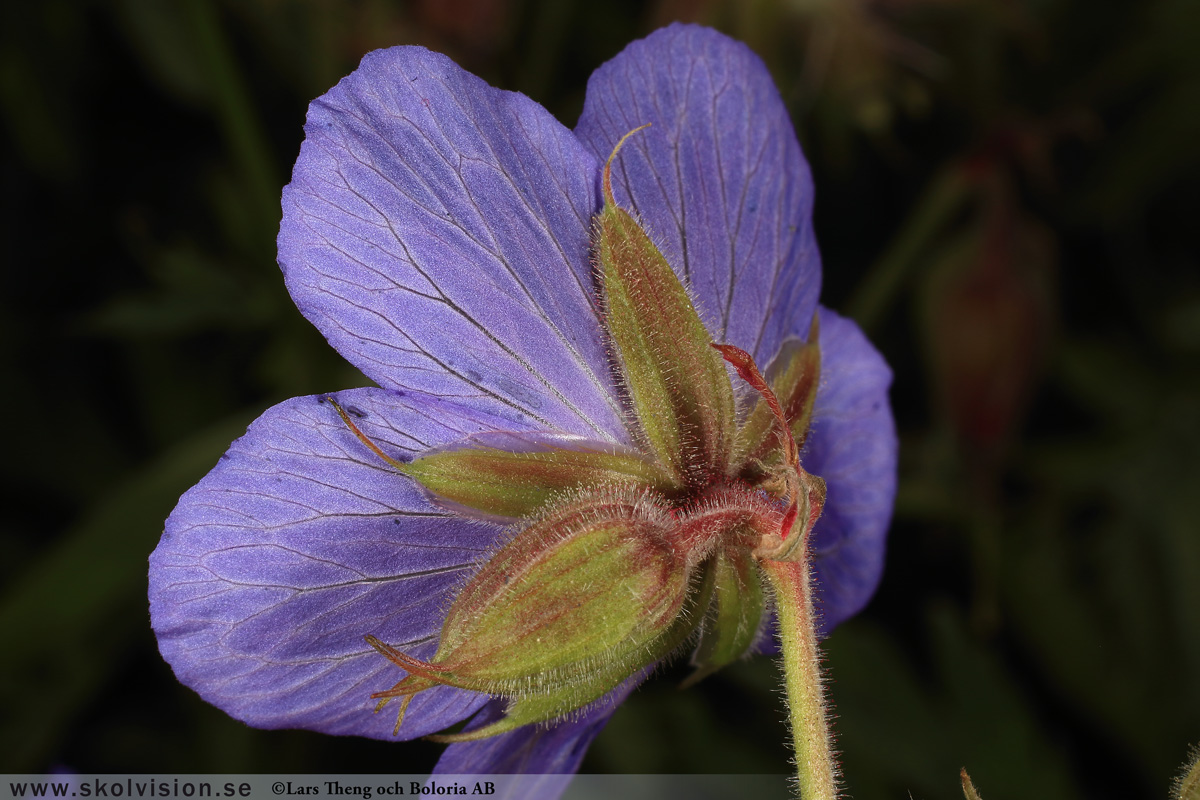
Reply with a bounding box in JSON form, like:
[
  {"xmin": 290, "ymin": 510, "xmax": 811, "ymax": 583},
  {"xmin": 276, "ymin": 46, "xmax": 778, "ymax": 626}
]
[
  {"xmin": 848, "ymin": 165, "xmax": 972, "ymax": 335},
  {"xmin": 0, "ymin": 3, "xmax": 85, "ymax": 181},
  {"xmin": 112, "ymin": 0, "xmax": 211, "ymax": 105},
  {"xmin": 0, "ymin": 411, "xmax": 255, "ymax": 771},
  {"xmin": 111, "ymin": 0, "xmax": 279, "ymax": 233},
  {"xmin": 1083, "ymin": 0, "xmax": 1200, "ymax": 220},
  {"xmin": 89, "ymin": 244, "xmax": 274, "ymax": 338},
  {"xmin": 827, "ymin": 608, "xmax": 1082, "ymax": 800},
  {"xmin": 587, "ymin": 664, "xmax": 791, "ymax": 773},
  {"xmin": 1006, "ymin": 335, "xmax": 1200, "ymax": 785}
]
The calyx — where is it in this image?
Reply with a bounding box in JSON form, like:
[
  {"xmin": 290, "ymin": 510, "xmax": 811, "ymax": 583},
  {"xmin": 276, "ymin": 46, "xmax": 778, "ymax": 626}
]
[{"xmin": 338, "ymin": 127, "xmax": 827, "ymax": 738}]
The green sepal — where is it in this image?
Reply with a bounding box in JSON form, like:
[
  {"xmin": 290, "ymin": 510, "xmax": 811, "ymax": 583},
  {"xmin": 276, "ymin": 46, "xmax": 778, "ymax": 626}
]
[
  {"xmin": 406, "ymin": 431, "xmax": 677, "ymax": 520},
  {"xmin": 734, "ymin": 316, "xmax": 822, "ymax": 474},
  {"xmin": 684, "ymin": 546, "xmax": 765, "ymax": 687},
  {"xmin": 368, "ymin": 487, "xmax": 702, "ymax": 729},
  {"xmin": 427, "ymin": 669, "xmax": 626, "ymax": 744},
  {"xmin": 431, "ymin": 565, "xmax": 716, "ymax": 743},
  {"xmin": 436, "ymin": 488, "xmax": 691, "ymax": 687},
  {"xmin": 595, "ymin": 135, "xmax": 736, "ymax": 485}
]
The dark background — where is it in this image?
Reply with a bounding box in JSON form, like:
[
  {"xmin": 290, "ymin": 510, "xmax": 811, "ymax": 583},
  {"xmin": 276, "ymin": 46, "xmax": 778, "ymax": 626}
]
[{"xmin": 2, "ymin": 1, "xmax": 1198, "ymax": 798}]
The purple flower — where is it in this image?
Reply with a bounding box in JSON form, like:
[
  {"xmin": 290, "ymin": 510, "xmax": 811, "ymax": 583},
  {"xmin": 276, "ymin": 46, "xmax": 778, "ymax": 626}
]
[{"xmin": 149, "ymin": 23, "xmax": 897, "ymax": 774}]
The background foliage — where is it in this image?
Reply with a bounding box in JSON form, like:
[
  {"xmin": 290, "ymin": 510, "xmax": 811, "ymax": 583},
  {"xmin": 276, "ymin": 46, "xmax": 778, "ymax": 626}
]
[{"xmin": 2, "ymin": 1, "xmax": 1197, "ymax": 797}]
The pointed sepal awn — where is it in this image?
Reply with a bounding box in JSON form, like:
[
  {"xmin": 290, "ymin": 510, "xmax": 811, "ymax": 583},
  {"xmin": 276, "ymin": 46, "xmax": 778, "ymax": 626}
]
[
  {"xmin": 329, "ymin": 399, "xmax": 677, "ymax": 521},
  {"xmin": 594, "ymin": 125, "xmax": 737, "ymax": 487}
]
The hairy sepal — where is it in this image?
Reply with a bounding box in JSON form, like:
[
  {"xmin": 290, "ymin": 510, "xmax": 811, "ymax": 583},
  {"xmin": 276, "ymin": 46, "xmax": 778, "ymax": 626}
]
[
  {"xmin": 405, "ymin": 431, "xmax": 677, "ymax": 520},
  {"xmin": 685, "ymin": 546, "xmax": 765, "ymax": 687},
  {"xmin": 433, "ymin": 566, "xmax": 716, "ymax": 743},
  {"xmin": 369, "ymin": 487, "xmax": 703, "ymax": 732},
  {"xmin": 595, "ymin": 180, "xmax": 736, "ymax": 485}
]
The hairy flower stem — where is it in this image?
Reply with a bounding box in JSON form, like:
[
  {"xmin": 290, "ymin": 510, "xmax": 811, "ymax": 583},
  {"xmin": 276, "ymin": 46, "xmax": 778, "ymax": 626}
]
[{"xmin": 761, "ymin": 557, "xmax": 838, "ymax": 800}]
